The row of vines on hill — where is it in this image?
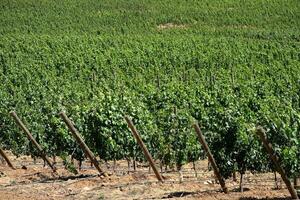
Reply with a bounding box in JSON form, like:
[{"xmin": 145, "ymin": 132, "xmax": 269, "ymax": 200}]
[{"xmin": 0, "ymin": 34, "xmax": 299, "ymax": 180}]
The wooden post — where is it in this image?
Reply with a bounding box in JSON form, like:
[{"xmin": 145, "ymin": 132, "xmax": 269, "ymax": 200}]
[
  {"xmin": 256, "ymin": 126, "xmax": 299, "ymax": 200},
  {"xmin": 0, "ymin": 148, "xmax": 15, "ymax": 169},
  {"xmin": 124, "ymin": 116, "xmax": 164, "ymax": 182},
  {"xmin": 274, "ymin": 171, "xmax": 279, "ymax": 189},
  {"xmin": 294, "ymin": 177, "xmax": 298, "ymax": 187},
  {"xmin": 9, "ymin": 111, "xmax": 56, "ymax": 172},
  {"xmin": 193, "ymin": 123, "xmax": 228, "ymax": 193},
  {"xmin": 59, "ymin": 111, "xmax": 107, "ymax": 177}
]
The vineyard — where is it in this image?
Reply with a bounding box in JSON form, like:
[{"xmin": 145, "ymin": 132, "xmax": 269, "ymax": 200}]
[{"xmin": 0, "ymin": 0, "xmax": 300, "ymax": 199}]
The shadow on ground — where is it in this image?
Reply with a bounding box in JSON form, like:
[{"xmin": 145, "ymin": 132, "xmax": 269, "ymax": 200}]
[
  {"xmin": 163, "ymin": 191, "xmax": 197, "ymax": 198},
  {"xmin": 240, "ymin": 197, "xmax": 291, "ymax": 200},
  {"xmin": 40, "ymin": 174, "xmax": 97, "ymax": 182},
  {"xmin": 163, "ymin": 188, "xmax": 295, "ymax": 200},
  {"xmin": 231, "ymin": 187, "xmax": 251, "ymax": 192}
]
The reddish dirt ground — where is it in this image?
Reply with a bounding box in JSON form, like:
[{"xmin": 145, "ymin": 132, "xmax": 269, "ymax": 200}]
[{"xmin": 0, "ymin": 151, "xmax": 294, "ymax": 200}]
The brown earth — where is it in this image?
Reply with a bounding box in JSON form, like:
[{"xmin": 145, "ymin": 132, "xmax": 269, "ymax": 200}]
[
  {"xmin": 157, "ymin": 23, "xmax": 188, "ymax": 30},
  {"xmin": 0, "ymin": 151, "xmax": 292, "ymax": 200}
]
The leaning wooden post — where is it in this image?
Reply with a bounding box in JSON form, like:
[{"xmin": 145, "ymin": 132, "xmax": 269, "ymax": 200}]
[
  {"xmin": 9, "ymin": 111, "xmax": 56, "ymax": 172},
  {"xmin": 256, "ymin": 126, "xmax": 299, "ymax": 200},
  {"xmin": 124, "ymin": 116, "xmax": 164, "ymax": 182},
  {"xmin": 193, "ymin": 123, "xmax": 228, "ymax": 193},
  {"xmin": 0, "ymin": 148, "xmax": 15, "ymax": 169},
  {"xmin": 59, "ymin": 111, "xmax": 108, "ymax": 177}
]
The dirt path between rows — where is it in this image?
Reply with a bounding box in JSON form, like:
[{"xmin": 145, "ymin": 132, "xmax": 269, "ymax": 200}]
[{"xmin": 0, "ymin": 152, "xmax": 291, "ymax": 199}]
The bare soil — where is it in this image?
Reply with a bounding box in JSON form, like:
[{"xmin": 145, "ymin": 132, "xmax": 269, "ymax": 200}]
[
  {"xmin": 0, "ymin": 151, "xmax": 292, "ymax": 200},
  {"xmin": 157, "ymin": 23, "xmax": 188, "ymax": 30}
]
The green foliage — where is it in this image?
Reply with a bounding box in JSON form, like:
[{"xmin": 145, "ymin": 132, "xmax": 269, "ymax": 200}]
[
  {"xmin": 60, "ymin": 153, "xmax": 79, "ymax": 175},
  {"xmin": 0, "ymin": 0, "xmax": 299, "ymax": 178}
]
